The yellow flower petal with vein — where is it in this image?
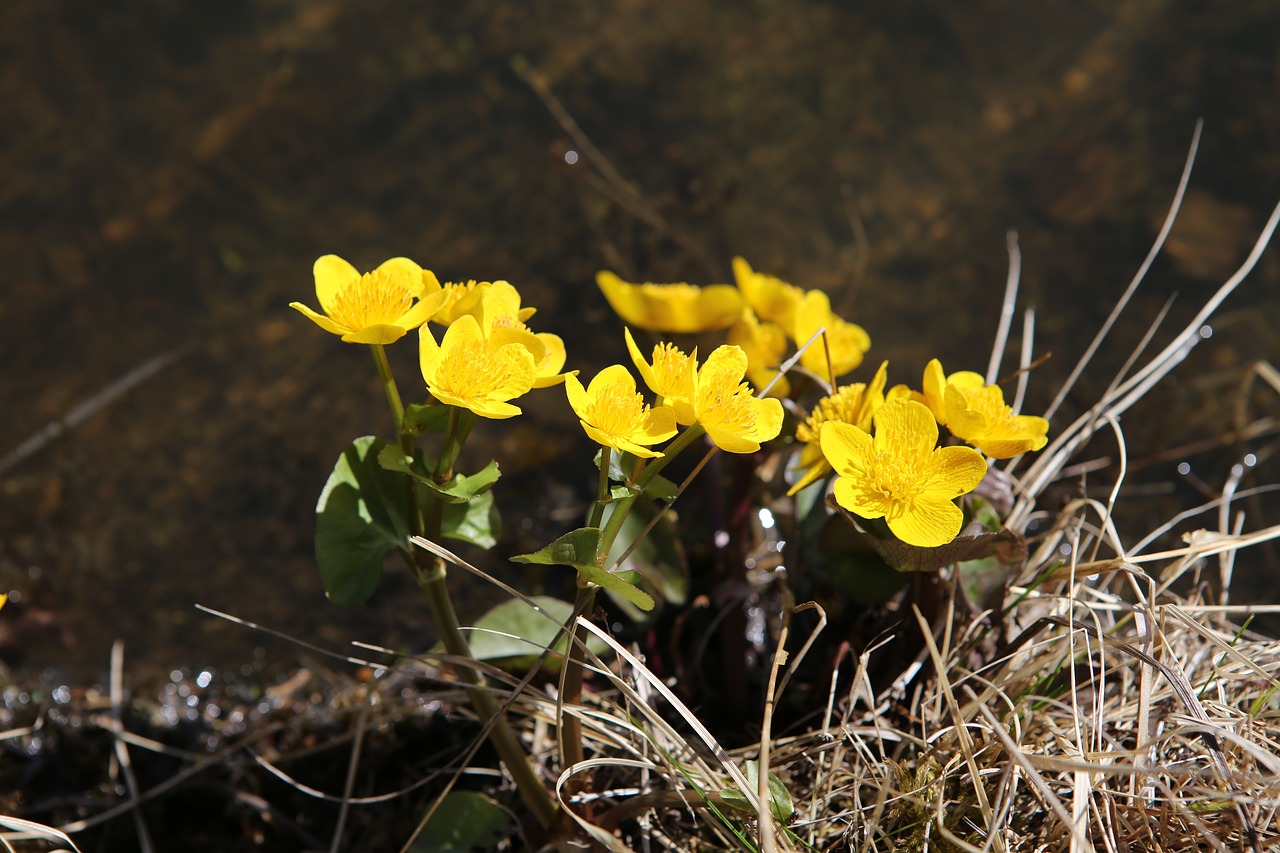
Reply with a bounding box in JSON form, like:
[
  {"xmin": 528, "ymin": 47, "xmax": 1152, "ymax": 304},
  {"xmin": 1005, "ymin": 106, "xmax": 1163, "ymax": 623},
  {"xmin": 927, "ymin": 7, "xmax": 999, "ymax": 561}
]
[
  {"xmin": 625, "ymin": 328, "xmax": 697, "ymax": 424},
  {"xmin": 692, "ymin": 345, "xmax": 784, "ymax": 454},
  {"xmin": 597, "ymin": 271, "xmax": 742, "ymax": 332},
  {"xmin": 291, "ymin": 254, "xmax": 443, "ymax": 344},
  {"xmin": 822, "ymin": 399, "xmax": 986, "ymax": 547},
  {"xmin": 419, "ymin": 315, "xmax": 536, "ymax": 419},
  {"xmin": 565, "ymin": 365, "xmax": 677, "ymax": 458}
]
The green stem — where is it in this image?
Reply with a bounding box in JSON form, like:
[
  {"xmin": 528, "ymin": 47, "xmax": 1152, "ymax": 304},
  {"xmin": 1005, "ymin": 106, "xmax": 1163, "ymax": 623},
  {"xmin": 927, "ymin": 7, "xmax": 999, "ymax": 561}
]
[
  {"xmin": 558, "ymin": 427, "xmax": 708, "ymax": 796},
  {"xmin": 596, "ymin": 425, "xmax": 705, "ymax": 562},
  {"xmin": 413, "ymin": 405, "xmax": 554, "ymax": 828},
  {"xmin": 587, "ymin": 447, "xmax": 612, "ymax": 530},
  {"xmin": 365, "ymin": 357, "xmax": 555, "ymax": 828},
  {"xmin": 369, "ymin": 344, "xmax": 406, "ymax": 441}
]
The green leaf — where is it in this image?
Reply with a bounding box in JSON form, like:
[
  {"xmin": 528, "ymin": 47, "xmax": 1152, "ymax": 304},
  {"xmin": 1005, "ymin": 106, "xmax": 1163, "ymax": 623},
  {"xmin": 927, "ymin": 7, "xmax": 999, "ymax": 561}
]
[
  {"xmin": 463, "ymin": 596, "xmax": 607, "ymax": 670},
  {"xmin": 409, "ymin": 791, "xmax": 511, "ymax": 853},
  {"xmin": 403, "ymin": 403, "xmax": 452, "ymax": 435},
  {"xmin": 440, "ymin": 489, "xmax": 500, "ymax": 549},
  {"xmin": 602, "ymin": 499, "xmax": 687, "ymax": 620},
  {"xmin": 513, "ymin": 528, "xmax": 655, "ymax": 611},
  {"xmin": 380, "ymin": 446, "xmax": 501, "ymax": 504},
  {"xmin": 512, "ymin": 527, "xmax": 601, "ymax": 568},
  {"xmin": 316, "ymin": 437, "xmax": 412, "ymax": 607},
  {"xmin": 719, "ymin": 761, "xmax": 794, "ymax": 823}
]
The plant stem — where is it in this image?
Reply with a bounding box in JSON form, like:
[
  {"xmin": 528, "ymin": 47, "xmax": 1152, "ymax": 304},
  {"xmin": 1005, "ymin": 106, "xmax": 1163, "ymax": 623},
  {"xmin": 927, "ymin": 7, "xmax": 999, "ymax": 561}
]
[
  {"xmin": 416, "ymin": 406, "xmax": 555, "ymax": 828},
  {"xmin": 588, "ymin": 447, "xmax": 612, "ymax": 529},
  {"xmin": 368, "ymin": 349, "xmax": 555, "ymax": 827},
  {"xmin": 559, "ymin": 427, "xmax": 707, "ymax": 793},
  {"xmin": 369, "ymin": 344, "xmax": 406, "ymax": 442}
]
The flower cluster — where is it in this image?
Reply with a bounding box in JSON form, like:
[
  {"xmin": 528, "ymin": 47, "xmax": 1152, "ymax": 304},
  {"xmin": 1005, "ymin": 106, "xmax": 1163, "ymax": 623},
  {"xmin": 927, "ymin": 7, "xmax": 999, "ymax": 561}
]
[
  {"xmin": 291, "ymin": 255, "xmax": 568, "ymax": 419},
  {"xmin": 597, "ymin": 257, "xmax": 871, "ymax": 395},
  {"xmin": 570, "ymin": 330, "xmax": 784, "ymax": 459},
  {"xmin": 791, "ymin": 358, "xmax": 1050, "ymax": 547}
]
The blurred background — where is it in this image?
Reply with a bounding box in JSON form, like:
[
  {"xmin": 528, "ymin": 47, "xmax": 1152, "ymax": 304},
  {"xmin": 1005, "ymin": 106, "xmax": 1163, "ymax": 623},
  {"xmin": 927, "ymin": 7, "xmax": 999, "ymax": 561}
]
[{"xmin": 1, "ymin": 0, "xmax": 1277, "ymax": 685}]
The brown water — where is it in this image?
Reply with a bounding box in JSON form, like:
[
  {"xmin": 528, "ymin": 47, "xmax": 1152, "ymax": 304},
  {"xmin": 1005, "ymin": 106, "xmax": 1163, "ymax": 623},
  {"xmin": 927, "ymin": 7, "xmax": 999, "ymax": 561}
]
[{"xmin": 1, "ymin": 0, "xmax": 1278, "ymax": 685}]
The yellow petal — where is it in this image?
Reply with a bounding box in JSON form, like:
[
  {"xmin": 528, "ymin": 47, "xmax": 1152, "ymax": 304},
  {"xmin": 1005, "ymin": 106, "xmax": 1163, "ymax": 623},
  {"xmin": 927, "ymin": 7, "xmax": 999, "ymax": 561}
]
[
  {"xmin": 820, "ymin": 420, "xmax": 875, "ymax": 479},
  {"xmin": 373, "ymin": 256, "xmax": 424, "ymax": 283},
  {"xmin": 313, "ymin": 255, "xmax": 359, "ymax": 314},
  {"xmin": 597, "ymin": 271, "xmax": 741, "ymax": 332},
  {"xmin": 832, "ymin": 475, "xmax": 892, "ymax": 521},
  {"xmin": 871, "ymin": 398, "xmax": 939, "ymax": 462},
  {"xmin": 885, "ymin": 495, "xmax": 964, "ymax": 548},
  {"xmin": 290, "ymin": 301, "xmax": 350, "ymax": 337},
  {"xmin": 419, "ymin": 322, "xmax": 444, "ymax": 378},
  {"xmin": 923, "ymin": 445, "xmax": 988, "ymax": 499},
  {"xmin": 921, "ymin": 358, "xmax": 947, "ymax": 423},
  {"xmin": 795, "ymin": 291, "xmax": 870, "ymax": 380},
  {"xmin": 343, "ymin": 324, "xmax": 409, "ymax": 345},
  {"xmin": 531, "ymin": 332, "xmax": 569, "ymax": 388},
  {"xmin": 732, "ymin": 257, "xmax": 804, "ymax": 329}
]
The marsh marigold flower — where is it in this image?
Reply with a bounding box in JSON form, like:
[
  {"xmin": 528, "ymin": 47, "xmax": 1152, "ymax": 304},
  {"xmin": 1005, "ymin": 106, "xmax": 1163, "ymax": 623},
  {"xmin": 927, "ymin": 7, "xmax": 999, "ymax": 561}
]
[
  {"xmin": 821, "ymin": 398, "xmax": 986, "ymax": 548},
  {"xmin": 290, "ymin": 255, "xmax": 446, "ymax": 344},
  {"xmin": 597, "ymin": 271, "xmax": 742, "ymax": 333},
  {"xmin": 794, "ymin": 290, "xmax": 870, "ymax": 382},
  {"xmin": 788, "ymin": 361, "xmax": 888, "ymax": 495},
  {"xmin": 691, "ymin": 345, "xmax": 784, "ymax": 454},
  {"xmin": 625, "ymin": 329, "xmax": 698, "ymax": 424},
  {"xmin": 419, "ymin": 314, "xmax": 536, "ymax": 419},
  {"xmin": 462, "ymin": 282, "xmax": 569, "ymax": 388},
  {"xmin": 565, "ymin": 365, "xmax": 677, "ymax": 458},
  {"xmin": 909, "ymin": 359, "xmax": 1049, "ymax": 458},
  {"xmin": 944, "ymin": 380, "xmax": 1049, "ymax": 459}
]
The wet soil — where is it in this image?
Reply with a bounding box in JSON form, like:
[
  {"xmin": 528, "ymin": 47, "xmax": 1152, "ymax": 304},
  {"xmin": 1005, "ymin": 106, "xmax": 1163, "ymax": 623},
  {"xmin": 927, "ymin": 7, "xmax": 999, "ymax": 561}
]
[{"xmin": 0, "ymin": 0, "xmax": 1277, "ymax": 691}]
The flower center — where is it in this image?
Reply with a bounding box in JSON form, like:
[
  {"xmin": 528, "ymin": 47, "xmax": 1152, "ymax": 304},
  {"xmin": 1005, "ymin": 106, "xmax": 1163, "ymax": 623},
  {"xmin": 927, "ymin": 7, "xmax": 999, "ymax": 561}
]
[
  {"xmin": 868, "ymin": 450, "xmax": 925, "ymax": 503},
  {"xmin": 698, "ymin": 378, "xmax": 755, "ymax": 431},
  {"xmin": 328, "ymin": 269, "xmax": 415, "ymax": 331},
  {"xmin": 649, "ymin": 344, "xmax": 694, "ymax": 396},
  {"xmin": 588, "ymin": 386, "xmax": 648, "ymax": 437},
  {"xmin": 433, "ymin": 339, "xmax": 511, "ymax": 400}
]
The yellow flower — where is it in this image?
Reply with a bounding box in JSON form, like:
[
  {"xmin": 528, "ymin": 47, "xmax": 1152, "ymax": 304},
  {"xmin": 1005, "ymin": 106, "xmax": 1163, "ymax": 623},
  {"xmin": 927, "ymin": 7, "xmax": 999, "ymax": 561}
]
[
  {"xmin": 944, "ymin": 381, "xmax": 1049, "ymax": 459},
  {"xmin": 691, "ymin": 345, "xmax": 784, "ymax": 454},
  {"xmin": 914, "ymin": 358, "xmax": 982, "ymax": 425},
  {"xmin": 596, "ymin": 270, "xmax": 743, "ymax": 332},
  {"xmin": 625, "ymin": 328, "xmax": 697, "ymax": 425},
  {"xmin": 794, "ymin": 290, "xmax": 870, "ymax": 382},
  {"xmin": 788, "ymin": 361, "xmax": 888, "ymax": 495},
  {"xmin": 727, "ymin": 309, "xmax": 791, "ymax": 397},
  {"xmin": 465, "ymin": 282, "xmax": 570, "ymax": 388},
  {"xmin": 290, "ymin": 255, "xmax": 446, "ymax": 344},
  {"xmin": 565, "ymin": 365, "xmax": 678, "ymax": 458},
  {"xmin": 732, "ymin": 257, "xmax": 804, "ymax": 330},
  {"xmin": 821, "ymin": 399, "xmax": 987, "ymax": 548},
  {"xmin": 419, "ymin": 314, "xmax": 536, "ymax": 419}
]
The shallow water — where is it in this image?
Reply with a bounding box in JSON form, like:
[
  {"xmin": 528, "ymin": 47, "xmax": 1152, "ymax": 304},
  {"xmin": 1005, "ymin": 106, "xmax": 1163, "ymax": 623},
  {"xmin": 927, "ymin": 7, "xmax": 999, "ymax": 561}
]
[{"xmin": 1, "ymin": 0, "xmax": 1277, "ymax": 685}]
